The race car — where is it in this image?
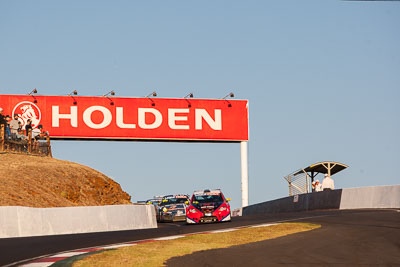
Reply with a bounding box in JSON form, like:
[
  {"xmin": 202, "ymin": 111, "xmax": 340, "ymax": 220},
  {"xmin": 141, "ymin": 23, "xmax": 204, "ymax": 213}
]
[
  {"xmin": 186, "ymin": 189, "xmax": 231, "ymax": 224},
  {"xmin": 145, "ymin": 197, "xmax": 162, "ymax": 206},
  {"xmin": 157, "ymin": 194, "xmax": 189, "ymax": 222},
  {"xmin": 146, "ymin": 196, "xmax": 164, "ymax": 214}
]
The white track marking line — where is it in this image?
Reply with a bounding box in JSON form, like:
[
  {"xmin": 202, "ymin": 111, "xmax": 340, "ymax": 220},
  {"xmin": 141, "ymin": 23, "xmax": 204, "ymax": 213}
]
[
  {"xmin": 104, "ymin": 243, "xmax": 137, "ymax": 249},
  {"xmin": 153, "ymin": 235, "xmax": 185, "ymax": 241},
  {"xmin": 20, "ymin": 263, "xmax": 52, "ymax": 267},
  {"xmin": 52, "ymin": 251, "xmax": 87, "ymax": 257},
  {"xmin": 209, "ymin": 228, "xmax": 238, "ymax": 233},
  {"xmin": 250, "ymin": 223, "xmax": 278, "ymax": 228}
]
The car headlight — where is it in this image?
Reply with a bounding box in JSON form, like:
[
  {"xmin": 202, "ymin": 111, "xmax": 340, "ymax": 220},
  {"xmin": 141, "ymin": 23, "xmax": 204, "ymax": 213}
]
[
  {"xmin": 163, "ymin": 207, "xmax": 168, "ymax": 212},
  {"xmin": 219, "ymin": 206, "xmax": 227, "ymax": 211}
]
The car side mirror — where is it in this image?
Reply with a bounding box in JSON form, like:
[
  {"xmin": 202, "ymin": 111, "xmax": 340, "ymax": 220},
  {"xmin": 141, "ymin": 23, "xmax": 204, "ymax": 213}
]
[{"xmin": 226, "ymin": 198, "xmax": 231, "ymax": 202}]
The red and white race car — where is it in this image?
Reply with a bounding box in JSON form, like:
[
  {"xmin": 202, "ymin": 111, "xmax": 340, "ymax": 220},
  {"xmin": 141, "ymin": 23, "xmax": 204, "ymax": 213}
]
[{"xmin": 186, "ymin": 189, "xmax": 231, "ymax": 224}]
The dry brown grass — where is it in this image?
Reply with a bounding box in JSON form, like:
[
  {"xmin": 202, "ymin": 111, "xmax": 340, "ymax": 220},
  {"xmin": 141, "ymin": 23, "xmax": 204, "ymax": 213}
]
[
  {"xmin": 73, "ymin": 222, "xmax": 320, "ymax": 267},
  {"xmin": 0, "ymin": 153, "xmax": 131, "ymax": 207}
]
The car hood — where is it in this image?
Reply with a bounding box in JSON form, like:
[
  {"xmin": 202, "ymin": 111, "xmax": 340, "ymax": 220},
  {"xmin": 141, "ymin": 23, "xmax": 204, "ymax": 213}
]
[
  {"xmin": 192, "ymin": 202, "xmax": 223, "ymax": 213},
  {"xmin": 163, "ymin": 204, "xmax": 185, "ymax": 210}
]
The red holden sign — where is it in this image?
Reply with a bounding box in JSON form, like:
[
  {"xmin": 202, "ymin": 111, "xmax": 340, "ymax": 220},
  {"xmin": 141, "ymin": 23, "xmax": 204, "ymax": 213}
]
[{"xmin": 0, "ymin": 95, "xmax": 249, "ymax": 142}]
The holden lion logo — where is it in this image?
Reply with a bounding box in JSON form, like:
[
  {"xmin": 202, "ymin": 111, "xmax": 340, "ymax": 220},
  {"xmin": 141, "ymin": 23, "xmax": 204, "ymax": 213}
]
[{"xmin": 12, "ymin": 101, "xmax": 42, "ymax": 129}]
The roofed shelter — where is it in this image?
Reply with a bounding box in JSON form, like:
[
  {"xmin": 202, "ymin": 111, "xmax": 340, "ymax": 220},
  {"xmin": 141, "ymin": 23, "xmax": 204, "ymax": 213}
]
[{"xmin": 284, "ymin": 161, "xmax": 348, "ymax": 196}]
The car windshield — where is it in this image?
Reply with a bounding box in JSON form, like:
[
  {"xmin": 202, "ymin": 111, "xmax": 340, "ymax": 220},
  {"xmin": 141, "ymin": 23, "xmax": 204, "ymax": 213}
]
[
  {"xmin": 161, "ymin": 197, "xmax": 188, "ymax": 206},
  {"xmin": 146, "ymin": 199, "xmax": 160, "ymax": 205},
  {"xmin": 193, "ymin": 194, "xmax": 223, "ymax": 203}
]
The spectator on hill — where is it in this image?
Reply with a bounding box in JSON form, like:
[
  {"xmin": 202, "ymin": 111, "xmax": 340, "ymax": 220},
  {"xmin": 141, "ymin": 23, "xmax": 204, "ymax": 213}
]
[
  {"xmin": 10, "ymin": 114, "xmax": 20, "ymax": 138},
  {"xmin": 32, "ymin": 124, "xmax": 42, "ymax": 139},
  {"xmin": 315, "ymin": 180, "xmax": 323, "ymax": 192},
  {"xmin": 16, "ymin": 128, "xmax": 27, "ymax": 142},
  {"xmin": 37, "ymin": 128, "xmax": 49, "ymax": 154},
  {"xmin": 322, "ymin": 174, "xmax": 335, "ymax": 191},
  {"xmin": 32, "ymin": 125, "xmax": 44, "ymax": 152},
  {"xmin": 5, "ymin": 116, "xmax": 11, "ymax": 139},
  {"xmin": 0, "ymin": 107, "xmax": 6, "ymax": 127},
  {"xmin": 25, "ymin": 119, "xmax": 33, "ymax": 136}
]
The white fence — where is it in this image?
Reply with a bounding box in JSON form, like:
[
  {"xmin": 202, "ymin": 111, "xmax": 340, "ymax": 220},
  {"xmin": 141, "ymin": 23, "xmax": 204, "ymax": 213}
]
[{"xmin": 0, "ymin": 204, "xmax": 157, "ymax": 238}]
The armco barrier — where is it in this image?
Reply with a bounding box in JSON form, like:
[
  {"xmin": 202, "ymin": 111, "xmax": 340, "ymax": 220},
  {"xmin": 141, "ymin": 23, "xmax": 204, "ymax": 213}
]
[
  {"xmin": 243, "ymin": 185, "xmax": 400, "ymax": 216},
  {"xmin": 0, "ymin": 204, "xmax": 157, "ymax": 238}
]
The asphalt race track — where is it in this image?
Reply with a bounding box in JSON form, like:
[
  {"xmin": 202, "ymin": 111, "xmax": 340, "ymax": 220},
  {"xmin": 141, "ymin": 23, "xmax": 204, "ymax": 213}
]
[
  {"xmin": 167, "ymin": 209, "xmax": 400, "ymax": 266},
  {"xmin": 0, "ymin": 209, "xmax": 399, "ymax": 266},
  {"xmin": 1, "ymin": 209, "xmax": 321, "ymax": 266}
]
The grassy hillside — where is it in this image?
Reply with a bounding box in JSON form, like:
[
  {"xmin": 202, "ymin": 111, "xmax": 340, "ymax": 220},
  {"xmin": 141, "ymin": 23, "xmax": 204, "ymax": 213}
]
[{"xmin": 0, "ymin": 153, "xmax": 132, "ymax": 207}]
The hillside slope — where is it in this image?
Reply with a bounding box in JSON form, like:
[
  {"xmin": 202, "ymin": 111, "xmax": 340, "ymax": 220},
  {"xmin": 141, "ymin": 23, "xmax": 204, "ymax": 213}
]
[{"xmin": 0, "ymin": 153, "xmax": 132, "ymax": 207}]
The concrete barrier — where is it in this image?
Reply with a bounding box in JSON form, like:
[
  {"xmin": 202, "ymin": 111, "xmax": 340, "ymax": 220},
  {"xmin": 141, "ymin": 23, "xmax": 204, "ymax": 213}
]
[
  {"xmin": 340, "ymin": 185, "xmax": 400, "ymax": 210},
  {"xmin": 242, "ymin": 190, "xmax": 342, "ymax": 216},
  {"xmin": 0, "ymin": 204, "xmax": 157, "ymax": 238},
  {"xmin": 243, "ymin": 185, "xmax": 400, "ymax": 217}
]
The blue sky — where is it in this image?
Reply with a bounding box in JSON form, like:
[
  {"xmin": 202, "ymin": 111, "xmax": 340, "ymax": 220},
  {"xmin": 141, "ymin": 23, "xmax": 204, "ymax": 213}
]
[{"xmin": 1, "ymin": 1, "xmax": 399, "ymax": 209}]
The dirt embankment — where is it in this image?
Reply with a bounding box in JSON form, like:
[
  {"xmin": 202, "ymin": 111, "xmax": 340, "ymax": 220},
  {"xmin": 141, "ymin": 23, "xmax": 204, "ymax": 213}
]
[{"xmin": 0, "ymin": 153, "xmax": 132, "ymax": 208}]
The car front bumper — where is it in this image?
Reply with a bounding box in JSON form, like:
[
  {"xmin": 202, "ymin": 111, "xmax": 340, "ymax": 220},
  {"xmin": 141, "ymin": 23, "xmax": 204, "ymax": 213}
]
[{"xmin": 160, "ymin": 212, "xmax": 186, "ymax": 222}]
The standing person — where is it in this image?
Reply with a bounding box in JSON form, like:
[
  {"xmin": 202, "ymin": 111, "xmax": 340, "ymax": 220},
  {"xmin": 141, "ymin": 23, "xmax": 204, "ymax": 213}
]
[
  {"xmin": 5, "ymin": 116, "xmax": 11, "ymax": 139},
  {"xmin": 0, "ymin": 107, "xmax": 6, "ymax": 127},
  {"xmin": 25, "ymin": 119, "xmax": 33, "ymax": 136},
  {"xmin": 322, "ymin": 174, "xmax": 335, "ymax": 191},
  {"xmin": 31, "ymin": 125, "xmax": 43, "ymax": 153},
  {"xmin": 315, "ymin": 180, "xmax": 323, "ymax": 192},
  {"xmin": 10, "ymin": 114, "xmax": 20, "ymax": 139},
  {"xmin": 311, "ymin": 181, "xmax": 316, "ymax": 192}
]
